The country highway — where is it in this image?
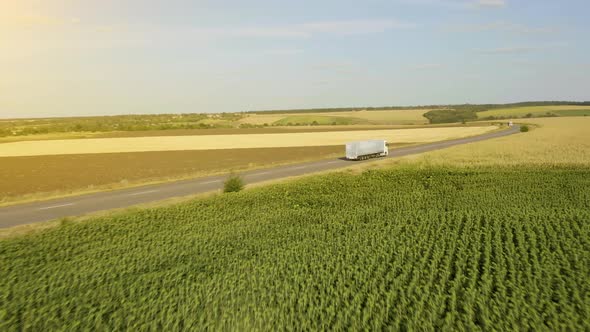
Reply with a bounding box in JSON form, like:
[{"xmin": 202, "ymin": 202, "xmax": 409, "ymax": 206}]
[{"xmin": 0, "ymin": 125, "xmax": 520, "ymax": 228}]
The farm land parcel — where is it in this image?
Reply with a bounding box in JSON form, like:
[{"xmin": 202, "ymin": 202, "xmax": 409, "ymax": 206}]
[
  {"xmin": 0, "ymin": 126, "xmax": 496, "ymax": 157},
  {"xmin": 0, "ymin": 117, "xmax": 588, "ymax": 330},
  {"xmin": 478, "ymin": 105, "xmax": 590, "ymax": 119},
  {"xmin": 239, "ymin": 109, "xmax": 430, "ymax": 125},
  {"xmin": 0, "ymin": 145, "xmax": 352, "ymax": 203},
  {"xmin": 398, "ymin": 117, "xmax": 590, "ymax": 167},
  {"xmin": 0, "ymin": 125, "xmax": 492, "ymax": 204},
  {"xmin": 0, "ymin": 118, "xmax": 590, "ymax": 331}
]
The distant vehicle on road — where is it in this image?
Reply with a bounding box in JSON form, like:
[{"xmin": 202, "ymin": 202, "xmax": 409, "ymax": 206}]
[
  {"xmin": 508, "ymin": 121, "xmax": 514, "ymax": 127},
  {"xmin": 346, "ymin": 140, "xmax": 388, "ymax": 160}
]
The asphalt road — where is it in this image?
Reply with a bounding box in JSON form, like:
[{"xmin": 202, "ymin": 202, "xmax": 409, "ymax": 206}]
[{"xmin": 0, "ymin": 125, "xmax": 520, "ymax": 228}]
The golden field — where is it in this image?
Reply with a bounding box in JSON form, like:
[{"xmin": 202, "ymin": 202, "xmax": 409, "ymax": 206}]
[
  {"xmin": 239, "ymin": 109, "xmax": 429, "ymax": 125},
  {"xmin": 478, "ymin": 105, "xmax": 590, "ymax": 118},
  {"xmin": 0, "ymin": 125, "xmax": 468, "ymax": 144},
  {"xmin": 400, "ymin": 117, "xmax": 590, "ymax": 166},
  {"xmin": 0, "ymin": 126, "xmax": 496, "ymax": 157}
]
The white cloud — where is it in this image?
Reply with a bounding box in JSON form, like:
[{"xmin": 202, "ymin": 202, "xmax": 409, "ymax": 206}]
[
  {"xmin": 409, "ymin": 63, "xmax": 446, "ymax": 70},
  {"xmin": 310, "ymin": 62, "xmax": 361, "ymax": 74},
  {"xmin": 192, "ymin": 19, "xmax": 414, "ymax": 39},
  {"xmin": 395, "ymin": 0, "xmax": 466, "ymax": 9},
  {"xmin": 447, "ymin": 21, "xmax": 558, "ymax": 34},
  {"xmin": 475, "ymin": 46, "xmax": 539, "ymax": 54},
  {"xmin": 475, "ymin": 42, "xmax": 567, "ymax": 55},
  {"xmin": 477, "ymin": 0, "xmax": 506, "ymax": 7},
  {"xmin": 312, "ymin": 62, "xmax": 356, "ymax": 70},
  {"xmin": 263, "ymin": 49, "xmax": 304, "ymax": 56},
  {"xmin": 301, "ymin": 19, "xmax": 415, "ymax": 35},
  {"xmin": 395, "ymin": 0, "xmax": 506, "ymax": 9}
]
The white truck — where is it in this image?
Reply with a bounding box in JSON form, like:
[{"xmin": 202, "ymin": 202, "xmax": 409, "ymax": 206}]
[{"xmin": 345, "ymin": 140, "xmax": 388, "ymax": 160}]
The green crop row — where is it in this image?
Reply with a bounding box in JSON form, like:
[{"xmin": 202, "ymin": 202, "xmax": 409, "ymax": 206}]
[{"xmin": 1, "ymin": 166, "xmax": 589, "ymax": 330}]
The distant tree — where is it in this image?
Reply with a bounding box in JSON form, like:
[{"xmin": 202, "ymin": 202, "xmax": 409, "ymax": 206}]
[
  {"xmin": 423, "ymin": 110, "xmax": 478, "ymax": 124},
  {"xmin": 520, "ymin": 125, "xmax": 529, "ymax": 132}
]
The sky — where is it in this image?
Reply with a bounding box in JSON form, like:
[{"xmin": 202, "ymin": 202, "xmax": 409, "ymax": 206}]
[{"xmin": 1, "ymin": 0, "xmax": 589, "ymax": 118}]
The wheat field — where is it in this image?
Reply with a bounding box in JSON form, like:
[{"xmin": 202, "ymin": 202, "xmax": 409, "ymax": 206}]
[
  {"xmin": 478, "ymin": 105, "xmax": 590, "ymax": 118},
  {"xmin": 0, "ymin": 126, "xmax": 496, "ymax": 157},
  {"xmin": 239, "ymin": 109, "xmax": 429, "ymax": 125},
  {"xmin": 400, "ymin": 117, "xmax": 590, "ymax": 166}
]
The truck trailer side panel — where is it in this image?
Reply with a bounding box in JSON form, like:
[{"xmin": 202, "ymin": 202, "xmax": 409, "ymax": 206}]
[{"xmin": 345, "ymin": 140, "xmax": 388, "ymax": 160}]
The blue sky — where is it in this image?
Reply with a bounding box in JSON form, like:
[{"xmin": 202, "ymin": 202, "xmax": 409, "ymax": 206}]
[{"xmin": 1, "ymin": 0, "xmax": 589, "ymax": 118}]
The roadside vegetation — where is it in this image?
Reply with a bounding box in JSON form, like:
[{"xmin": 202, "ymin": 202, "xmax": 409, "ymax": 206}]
[{"xmin": 223, "ymin": 174, "xmax": 244, "ymax": 193}]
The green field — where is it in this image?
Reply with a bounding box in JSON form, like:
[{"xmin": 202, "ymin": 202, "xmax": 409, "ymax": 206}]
[
  {"xmin": 1, "ymin": 166, "xmax": 589, "ymax": 330},
  {"xmin": 554, "ymin": 109, "xmax": 590, "ymax": 116},
  {"xmin": 478, "ymin": 105, "xmax": 590, "ymax": 119}
]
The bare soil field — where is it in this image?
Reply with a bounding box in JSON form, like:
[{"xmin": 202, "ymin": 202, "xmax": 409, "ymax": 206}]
[
  {"xmin": 0, "ymin": 126, "xmax": 497, "ymax": 157},
  {"xmin": 0, "ymin": 145, "xmax": 352, "ymax": 203}
]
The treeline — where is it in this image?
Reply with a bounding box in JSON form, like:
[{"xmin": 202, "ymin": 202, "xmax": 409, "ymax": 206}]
[
  {"xmin": 452, "ymin": 101, "xmax": 590, "ymax": 113},
  {"xmin": 0, "ymin": 113, "xmax": 244, "ymax": 137},
  {"xmin": 480, "ymin": 112, "xmax": 561, "ymax": 121},
  {"xmin": 250, "ymin": 101, "xmax": 590, "ymax": 114},
  {"xmin": 423, "ymin": 109, "xmax": 478, "ymax": 124},
  {"xmin": 248, "ymin": 106, "xmax": 443, "ymax": 114}
]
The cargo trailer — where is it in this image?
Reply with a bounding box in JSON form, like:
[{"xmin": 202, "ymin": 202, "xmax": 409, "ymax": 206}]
[{"xmin": 345, "ymin": 140, "xmax": 388, "ymax": 160}]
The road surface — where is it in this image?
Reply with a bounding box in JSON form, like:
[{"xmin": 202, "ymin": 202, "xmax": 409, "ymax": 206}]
[{"xmin": 0, "ymin": 125, "xmax": 520, "ymax": 228}]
